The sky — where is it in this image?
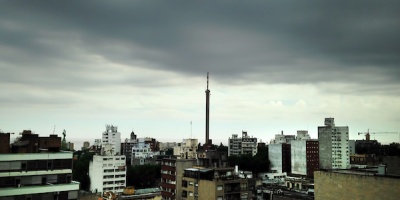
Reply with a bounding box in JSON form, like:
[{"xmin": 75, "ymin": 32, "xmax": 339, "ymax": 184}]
[{"xmin": 1, "ymin": 1, "xmax": 400, "ymax": 148}]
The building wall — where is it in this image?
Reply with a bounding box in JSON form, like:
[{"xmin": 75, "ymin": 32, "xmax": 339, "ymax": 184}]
[
  {"xmin": 269, "ymin": 144, "xmax": 283, "ymax": 173},
  {"xmin": 0, "ymin": 133, "xmax": 10, "ymax": 153},
  {"xmin": 89, "ymin": 155, "xmax": 126, "ymax": 194},
  {"xmin": 318, "ymin": 118, "xmax": 349, "ymax": 170},
  {"xmin": 0, "ymin": 152, "xmax": 78, "ymax": 199},
  {"xmin": 291, "ymin": 140, "xmax": 307, "ymax": 176},
  {"xmin": 306, "ymin": 141, "xmax": 319, "ymax": 178},
  {"xmin": 314, "ymin": 171, "xmax": 400, "ymax": 200},
  {"xmin": 102, "ymin": 125, "xmax": 121, "ymax": 156}
]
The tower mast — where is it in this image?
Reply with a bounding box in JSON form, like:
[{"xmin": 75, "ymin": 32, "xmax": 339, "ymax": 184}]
[{"xmin": 205, "ymin": 72, "xmax": 210, "ymax": 145}]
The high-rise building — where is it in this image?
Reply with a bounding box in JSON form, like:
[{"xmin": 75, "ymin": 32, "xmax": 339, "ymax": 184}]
[
  {"xmin": 268, "ymin": 143, "xmax": 291, "ymax": 173},
  {"xmin": 318, "ymin": 118, "xmax": 350, "ymax": 169},
  {"xmin": 102, "ymin": 125, "xmax": 121, "ymax": 156},
  {"xmin": 88, "ymin": 154, "xmax": 126, "ymax": 194},
  {"xmin": 228, "ymin": 131, "xmax": 257, "ymax": 156},
  {"xmin": 0, "ymin": 132, "xmax": 79, "ymax": 200},
  {"xmin": 290, "ymin": 140, "xmax": 319, "ymax": 178}
]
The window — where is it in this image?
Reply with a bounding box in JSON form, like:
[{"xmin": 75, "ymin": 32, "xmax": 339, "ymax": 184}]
[
  {"xmin": 182, "ymin": 190, "xmax": 187, "ymax": 197},
  {"xmin": 182, "ymin": 180, "xmax": 188, "ymax": 187},
  {"xmin": 217, "ymin": 185, "xmax": 223, "ymax": 190}
]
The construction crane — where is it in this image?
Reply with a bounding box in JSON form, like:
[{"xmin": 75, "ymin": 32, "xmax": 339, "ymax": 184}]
[{"xmin": 358, "ymin": 129, "xmax": 398, "ymax": 141}]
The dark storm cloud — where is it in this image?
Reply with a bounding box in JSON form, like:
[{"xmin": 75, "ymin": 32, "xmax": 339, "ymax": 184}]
[{"xmin": 1, "ymin": 1, "xmax": 399, "ymax": 93}]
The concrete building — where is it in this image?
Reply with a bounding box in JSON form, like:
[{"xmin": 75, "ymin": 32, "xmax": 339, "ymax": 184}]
[
  {"xmin": 318, "ymin": 118, "xmax": 350, "ymax": 170},
  {"xmin": 11, "ymin": 130, "xmax": 61, "ymax": 153},
  {"xmin": 268, "ymin": 143, "xmax": 291, "ymax": 173},
  {"xmin": 0, "ymin": 133, "xmax": 79, "ymax": 200},
  {"xmin": 349, "ymin": 140, "xmax": 355, "ymax": 155},
  {"xmin": 314, "ymin": 170, "xmax": 400, "ymax": 200},
  {"xmin": 160, "ymin": 158, "xmax": 197, "ymax": 200},
  {"xmin": 197, "ymin": 149, "xmax": 229, "ymax": 168},
  {"xmin": 173, "ymin": 138, "xmax": 198, "ymax": 159},
  {"xmin": 270, "ymin": 131, "xmax": 296, "ymax": 144},
  {"xmin": 180, "ymin": 167, "xmax": 256, "ymax": 200},
  {"xmin": 159, "ymin": 142, "xmax": 178, "ymax": 151},
  {"xmin": 102, "ymin": 125, "xmax": 121, "ymax": 156},
  {"xmin": 121, "ymin": 131, "xmax": 138, "ymax": 165},
  {"xmin": 290, "ymin": 140, "xmax": 319, "ymax": 178},
  {"xmin": 131, "ymin": 141, "xmax": 156, "ymax": 166},
  {"xmin": 0, "ymin": 132, "xmax": 11, "ymax": 153},
  {"xmin": 89, "ymin": 154, "xmax": 126, "ymax": 194},
  {"xmin": 228, "ymin": 131, "xmax": 257, "ymax": 156},
  {"xmin": 295, "ymin": 130, "xmax": 311, "ymax": 140}
]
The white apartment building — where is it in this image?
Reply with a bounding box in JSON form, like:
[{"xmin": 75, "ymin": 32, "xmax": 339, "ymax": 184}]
[
  {"xmin": 0, "ymin": 152, "xmax": 79, "ymax": 199},
  {"xmin": 102, "ymin": 125, "xmax": 121, "ymax": 156},
  {"xmin": 318, "ymin": 118, "xmax": 350, "ymax": 170},
  {"xmin": 89, "ymin": 155, "xmax": 126, "ymax": 194},
  {"xmin": 173, "ymin": 138, "xmax": 198, "ymax": 159},
  {"xmin": 228, "ymin": 131, "xmax": 257, "ymax": 156}
]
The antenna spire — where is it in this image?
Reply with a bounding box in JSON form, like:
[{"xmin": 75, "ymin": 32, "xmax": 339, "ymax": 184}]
[{"xmin": 207, "ymin": 72, "xmax": 209, "ymax": 90}]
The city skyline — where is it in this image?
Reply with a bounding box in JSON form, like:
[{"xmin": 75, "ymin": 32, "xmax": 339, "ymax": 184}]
[{"xmin": 1, "ymin": 1, "xmax": 399, "ymax": 145}]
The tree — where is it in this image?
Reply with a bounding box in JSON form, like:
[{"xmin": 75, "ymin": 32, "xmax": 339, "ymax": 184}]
[
  {"xmin": 72, "ymin": 150, "xmax": 95, "ymax": 190},
  {"xmin": 227, "ymin": 146, "xmax": 270, "ymax": 177},
  {"xmin": 126, "ymin": 164, "xmax": 161, "ymax": 188}
]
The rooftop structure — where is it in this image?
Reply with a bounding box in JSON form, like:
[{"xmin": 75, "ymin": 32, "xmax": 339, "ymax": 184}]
[
  {"xmin": 228, "ymin": 131, "xmax": 257, "ymax": 156},
  {"xmin": 0, "ymin": 133, "xmax": 79, "ymax": 200}
]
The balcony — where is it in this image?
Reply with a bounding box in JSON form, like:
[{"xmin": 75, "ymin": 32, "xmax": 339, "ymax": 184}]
[{"xmin": 0, "ymin": 181, "xmax": 79, "ymax": 197}]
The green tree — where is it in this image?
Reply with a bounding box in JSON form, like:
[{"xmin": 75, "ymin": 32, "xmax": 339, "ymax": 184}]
[
  {"xmin": 126, "ymin": 164, "xmax": 161, "ymax": 188},
  {"xmin": 72, "ymin": 150, "xmax": 95, "ymax": 190},
  {"xmin": 227, "ymin": 146, "xmax": 270, "ymax": 177}
]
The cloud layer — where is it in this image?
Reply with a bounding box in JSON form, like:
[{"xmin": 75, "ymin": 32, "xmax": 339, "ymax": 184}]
[{"xmin": 1, "ymin": 1, "xmax": 399, "ymax": 145}]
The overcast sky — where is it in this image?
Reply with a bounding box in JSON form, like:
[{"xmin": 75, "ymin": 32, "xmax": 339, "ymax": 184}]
[{"xmin": 1, "ymin": 1, "xmax": 399, "ymax": 147}]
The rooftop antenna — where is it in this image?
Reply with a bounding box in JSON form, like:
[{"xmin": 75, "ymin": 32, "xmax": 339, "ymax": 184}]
[
  {"xmin": 53, "ymin": 125, "xmax": 56, "ymax": 134},
  {"xmin": 190, "ymin": 121, "xmax": 193, "ymax": 138},
  {"xmin": 207, "ymin": 72, "xmax": 209, "ymax": 90}
]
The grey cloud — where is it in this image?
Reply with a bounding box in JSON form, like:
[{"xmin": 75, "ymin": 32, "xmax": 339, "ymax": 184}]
[{"xmin": 0, "ymin": 1, "xmax": 399, "ymax": 94}]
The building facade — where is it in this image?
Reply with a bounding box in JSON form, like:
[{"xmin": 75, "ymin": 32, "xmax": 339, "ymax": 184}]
[
  {"xmin": 173, "ymin": 139, "xmax": 198, "ymax": 159},
  {"xmin": 290, "ymin": 140, "xmax": 319, "ymax": 178},
  {"xmin": 160, "ymin": 158, "xmax": 197, "ymax": 200},
  {"xmin": 89, "ymin": 155, "xmax": 126, "ymax": 194},
  {"xmin": 318, "ymin": 118, "xmax": 350, "ymax": 170},
  {"xmin": 314, "ymin": 170, "xmax": 400, "ymax": 200},
  {"xmin": 180, "ymin": 167, "xmax": 256, "ymax": 200},
  {"xmin": 268, "ymin": 143, "xmax": 291, "ymax": 173},
  {"xmin": 228, "ymin": 131, "xmax": 257, "ymax": 156},
  {"xmin": 102, "ymin": 125, "xmax": 121, "ymax": 156},
  {"xmin": 270, "ymin": 131, "xmax": 295, "ymax": 144},
  {"xmin": 0, "ymin": 133, "xmax": 79, "ymax": 200}
]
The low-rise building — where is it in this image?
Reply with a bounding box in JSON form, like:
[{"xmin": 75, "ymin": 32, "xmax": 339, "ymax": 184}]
[
  {"xmin": 180, "ymin": 167, "xmax": 256, "ymax": 200},
  {"xmin": 314, "ymin": 169, "xmax": 400, "ymax": 200},
  {"xmin": 228, "ymin": 131, "xmax": 257, "ymax": 156},
  {"xmin": 160, "ymin": 158, "xmax": 197, "ymax": 200},
  {"xmin": 173, "ymin": 138, "xmax": 198, "ymax": 159},
  {"xmin": 0, "ymin": 133, "xmax": 79, "ymax": 200}
]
